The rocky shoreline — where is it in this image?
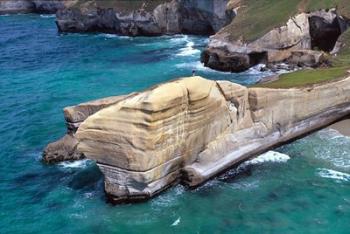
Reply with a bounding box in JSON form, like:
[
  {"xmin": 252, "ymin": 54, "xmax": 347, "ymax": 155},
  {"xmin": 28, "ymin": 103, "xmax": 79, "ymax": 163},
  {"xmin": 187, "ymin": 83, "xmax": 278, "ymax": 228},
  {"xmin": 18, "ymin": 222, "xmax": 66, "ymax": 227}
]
[
  {"xmin": 55, "ymin": 0, "xmax": 233, "ymax": 36},
  {"xmin": 202, "ymin": 9, "xmax": 350, "ymax": 72},
  {"xmin": 2, "ymin": 1, "xmax": 349, "ymax": 73},
  {"xmin": 44, "ymin": 76, "xmax": 350, "ymax": 203}
]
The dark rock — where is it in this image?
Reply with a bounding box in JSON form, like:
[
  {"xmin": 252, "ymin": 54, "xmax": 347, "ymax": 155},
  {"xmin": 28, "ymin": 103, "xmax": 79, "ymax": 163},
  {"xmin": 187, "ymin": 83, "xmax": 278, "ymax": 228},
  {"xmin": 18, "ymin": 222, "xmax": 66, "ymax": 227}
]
[
  {"xmin": 43, "ymin": 134, "xmax": 84, "ymax": 163},
  {"xmin": 201, "ymin": 47, "xmax": 267, "ymax": 72},
  {"xmin": 55, "ymin": 0, "xmax": 234, "ymax": 36}
]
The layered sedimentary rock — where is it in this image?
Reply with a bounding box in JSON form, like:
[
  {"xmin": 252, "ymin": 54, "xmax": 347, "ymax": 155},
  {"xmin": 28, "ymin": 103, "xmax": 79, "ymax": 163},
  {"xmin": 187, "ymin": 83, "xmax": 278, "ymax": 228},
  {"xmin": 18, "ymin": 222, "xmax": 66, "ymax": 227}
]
[
  {"xmin": 55, "ymin": 0, "xmax": 234, "ymax": 36},
  {"xmin": 69, "ymin": 76, "xmax": 350, "ymax": 203},
  {"xmin": 202, "ymin": 9, "xmax": 349, "ymax": 72},
  {"xmin": 43, "ymin": 94, "xmax": 133, "ymax": 163},
  {"xmin": 0, "ymin": 0, "xmax": 75, "ymax": 14}
]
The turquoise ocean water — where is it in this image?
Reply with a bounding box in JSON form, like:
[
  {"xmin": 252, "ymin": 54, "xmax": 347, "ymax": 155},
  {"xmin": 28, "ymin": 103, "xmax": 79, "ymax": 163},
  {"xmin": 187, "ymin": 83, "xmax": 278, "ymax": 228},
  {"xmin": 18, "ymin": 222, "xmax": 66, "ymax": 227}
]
[{"xmin": 1, "ymin": 14, "xmax": 350, "ymax": 234}]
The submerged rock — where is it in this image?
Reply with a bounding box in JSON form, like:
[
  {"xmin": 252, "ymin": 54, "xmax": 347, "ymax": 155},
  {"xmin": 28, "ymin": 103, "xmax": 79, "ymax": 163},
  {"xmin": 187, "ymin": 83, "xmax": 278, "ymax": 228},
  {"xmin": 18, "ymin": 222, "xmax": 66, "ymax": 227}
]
[{"xmin": 45, "ymin": 75, "xmax": 350, "ymax": 203}]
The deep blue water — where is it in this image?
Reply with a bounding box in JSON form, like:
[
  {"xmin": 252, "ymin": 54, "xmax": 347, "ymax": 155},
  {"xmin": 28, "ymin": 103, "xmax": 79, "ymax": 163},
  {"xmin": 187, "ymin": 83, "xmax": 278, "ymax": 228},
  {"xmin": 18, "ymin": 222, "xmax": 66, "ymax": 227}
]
[{"xmin": 1, "ymin": 14, "xmax": 350, "ymax": 234}]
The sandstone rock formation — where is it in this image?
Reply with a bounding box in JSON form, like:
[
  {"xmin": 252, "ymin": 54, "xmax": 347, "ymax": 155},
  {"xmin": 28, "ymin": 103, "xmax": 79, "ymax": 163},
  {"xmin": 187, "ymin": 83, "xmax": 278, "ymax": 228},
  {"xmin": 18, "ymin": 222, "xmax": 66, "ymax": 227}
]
[
  {"xmin": 202, "ymin": 9, "xmax": 349, "ymax": 72},
  {"xmin": 43, "ymin": 94, "xmax": 133, "ymax": 163},
  {"xmin": 62, "ymin": 76, "xmax": 350, "ymax": 203},
  {"xmin": 55, "ymin": 0, "xmax": 234, "ymax": 36}
]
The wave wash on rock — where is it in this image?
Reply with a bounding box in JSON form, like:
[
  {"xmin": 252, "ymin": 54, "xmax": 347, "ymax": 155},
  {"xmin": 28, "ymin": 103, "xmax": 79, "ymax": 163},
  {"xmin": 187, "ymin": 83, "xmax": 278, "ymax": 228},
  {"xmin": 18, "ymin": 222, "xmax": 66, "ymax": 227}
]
[{"xmin": 71, "ymin": 76, "xmax": 350, "ymax": 203}]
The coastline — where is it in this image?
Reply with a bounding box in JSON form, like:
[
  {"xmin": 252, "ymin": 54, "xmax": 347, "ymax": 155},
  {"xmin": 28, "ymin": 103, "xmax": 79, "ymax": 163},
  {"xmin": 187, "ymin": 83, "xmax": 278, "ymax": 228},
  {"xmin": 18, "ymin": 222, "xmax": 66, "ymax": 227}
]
[{"xmin": 329, "ymin": 118, "xmax": 350, "ymax": 136}]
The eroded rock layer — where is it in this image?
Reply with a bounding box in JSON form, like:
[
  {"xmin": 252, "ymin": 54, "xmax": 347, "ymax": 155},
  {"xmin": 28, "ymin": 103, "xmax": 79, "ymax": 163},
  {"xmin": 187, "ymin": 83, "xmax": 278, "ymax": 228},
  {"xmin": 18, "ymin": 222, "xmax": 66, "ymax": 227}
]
[
  {"xmin": 43, "ymin": 94, "xmax": 132, "ymax": 163},
  {"xmin": 202, "ymin": 9, "xmax": 349, "ymax": 72},
  {"xmin": 55, "ymin": 0, "xmax": 234, "ymax": 36},
  {"xmin": 73, "ymin": 76, "xmax": 350, "ymax": 202}
]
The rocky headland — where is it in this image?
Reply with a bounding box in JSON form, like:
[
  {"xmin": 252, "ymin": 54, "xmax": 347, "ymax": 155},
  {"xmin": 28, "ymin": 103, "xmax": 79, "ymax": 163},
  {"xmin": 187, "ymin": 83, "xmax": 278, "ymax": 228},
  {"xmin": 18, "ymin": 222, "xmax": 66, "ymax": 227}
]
[
  {"xmin": 44, "ymin": 75, "xmax": 350, "ymax": 203},
  {"xmin": 0, "ymin": 0, "xmax": 75, "ymax": 14},
  {"xmin": 54, "ymin": 0, "xmax": 234, "ymax": 36},
  {"xmin": 202, "ymin": 0, "xmax": 350, "ymax": 72}
]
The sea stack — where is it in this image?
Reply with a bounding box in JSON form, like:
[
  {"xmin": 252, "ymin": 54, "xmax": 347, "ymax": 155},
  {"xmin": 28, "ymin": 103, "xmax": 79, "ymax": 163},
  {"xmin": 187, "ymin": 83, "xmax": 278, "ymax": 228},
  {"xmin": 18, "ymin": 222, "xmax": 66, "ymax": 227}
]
[{"xmin": 68, "ymin": 76, "xmax": 350, "ymax": 203}]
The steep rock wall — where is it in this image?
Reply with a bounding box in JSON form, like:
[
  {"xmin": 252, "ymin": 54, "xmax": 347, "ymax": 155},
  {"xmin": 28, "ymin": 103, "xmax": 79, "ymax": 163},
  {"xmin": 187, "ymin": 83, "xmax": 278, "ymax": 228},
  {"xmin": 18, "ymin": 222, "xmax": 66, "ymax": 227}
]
[
  {"xmin": 72, "ymin": 75, "xmax": 350, "ymax": 203},
  {"xmin": 55, "ymin": 0, "xmax": 234, "ymax": 36},
  {"xmin": 0, "ymin": 0, "xmax": 75, "ymax": 14},
  {"xmin": 202, "ymin": 9, "xmax": 349, "ymax": 72}
]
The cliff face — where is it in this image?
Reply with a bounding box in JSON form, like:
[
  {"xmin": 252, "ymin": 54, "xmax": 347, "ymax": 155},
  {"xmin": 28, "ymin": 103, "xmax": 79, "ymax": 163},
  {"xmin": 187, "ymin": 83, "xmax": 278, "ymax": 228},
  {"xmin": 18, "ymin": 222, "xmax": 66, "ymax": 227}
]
[
  {"xmin": 43, "ymin": 94, "xmax": 134, "ymax": 163},
  {"xmin": 61, "ymin": 75, "xmax": 350, "ymax": 203},
  {"xmin": 0, "ymin": 0, "xmax": 75, "ymax": 14},
  {"xmin": 55, "ymin": 0, "xmax": 234, "ymax": 36},
  {"xmin": 202, "ymin": 9, "xmax": 350, "ymax": 72}
]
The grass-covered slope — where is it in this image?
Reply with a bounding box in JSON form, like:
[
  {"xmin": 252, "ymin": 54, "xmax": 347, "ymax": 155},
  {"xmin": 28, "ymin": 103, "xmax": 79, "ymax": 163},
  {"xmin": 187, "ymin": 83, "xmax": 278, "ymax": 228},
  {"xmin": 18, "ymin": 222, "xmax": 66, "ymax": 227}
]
[
  {"xmin": 224, "ymin": 0, "xmax": 350, "ymax": 88},
  {"xmin": 225, "ymin": 0, "xmax": 350, "ymax": 42},
  {"xmin": 256, "ymin": 28, "xmax": 350, "ymax": 89},
  {"xmin": 254, "ymin": 66, "xmax": 349, "ymax": 88}
]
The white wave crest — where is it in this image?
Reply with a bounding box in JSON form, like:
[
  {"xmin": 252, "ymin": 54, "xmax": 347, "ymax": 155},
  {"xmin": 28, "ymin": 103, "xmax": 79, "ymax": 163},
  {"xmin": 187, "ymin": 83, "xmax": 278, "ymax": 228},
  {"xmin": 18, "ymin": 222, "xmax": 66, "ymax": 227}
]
[
  {"xmin": 171, "ymin": 217, "xmax": 181, "ymax": 226},
  {"xmin": 176, "ymin": 41, "xmax": 200, "ymax": 56},
  {"xmin": 169, "ymin": 35, "xmax": 189, "ymax": 43},
  {"xmin": 317, "ymin": 168, "xmax": 350, "ymax": 182},
  {"xmin": 242, "ymin": 151, "xmax": 291, "ymax": 167},
  {"xmin": 40, "ymin": 14, "xmax": 55, "ymax": 18},
  {"xmin": 99, "ymin": 33, "xmax": 118, "ymax": 38},
  {"xmin": 58, "ymin": 159, "xmax": 90, "ymax": 169}
]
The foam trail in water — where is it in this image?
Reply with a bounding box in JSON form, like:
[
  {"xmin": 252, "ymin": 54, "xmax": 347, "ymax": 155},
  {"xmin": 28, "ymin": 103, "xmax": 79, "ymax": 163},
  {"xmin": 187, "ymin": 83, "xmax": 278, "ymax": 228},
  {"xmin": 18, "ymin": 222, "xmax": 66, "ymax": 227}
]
[
  {"xmin": 40, "ymin": 14, "xmax": 55, "ymax": 18},
  {"xmin": 171, "ymin": 217, "xmax": 181, "ymax": 226},
  {"xmin": 98, "ymin": 33, "xmax": 118, "ymax": 39},
  {"xmin": 58, "ymin": 159, "xmax": 90, "ymax": 169},
  {"xmin": 317, "ymin": 168, "xmax": 350, "ymax": 182},
  {"xmin": 242, "ymin": 151, "xmax": 290, "ymax": 167},
  {"xmin": 176, "ymin": 40, "xmax": 200, "ymax": 56}
]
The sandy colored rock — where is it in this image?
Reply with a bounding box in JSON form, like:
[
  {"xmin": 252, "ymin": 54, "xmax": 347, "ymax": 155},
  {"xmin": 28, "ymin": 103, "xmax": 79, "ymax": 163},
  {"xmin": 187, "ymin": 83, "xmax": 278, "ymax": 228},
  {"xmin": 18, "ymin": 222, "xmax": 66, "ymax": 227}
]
[{"xmin": 73, "ymin": 75, "xmax": 350, "ymax": 202}]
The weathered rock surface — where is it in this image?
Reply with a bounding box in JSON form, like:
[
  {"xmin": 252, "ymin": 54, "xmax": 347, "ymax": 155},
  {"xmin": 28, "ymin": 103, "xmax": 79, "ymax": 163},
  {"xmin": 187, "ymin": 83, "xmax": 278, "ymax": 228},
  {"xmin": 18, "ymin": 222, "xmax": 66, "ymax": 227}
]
[
  {"xmin": 69, "ymin": 75, "xmax": 350, "ymax": 203},
  {"xmin": 55, "ymin": 0, "xmax": 234, "ymax": 36},
  {"xmin": 0, "ymin": 0, "xmax": 75, "ymax": 14},
  {"xmin": 42, "ymin": 94, "xmax": 132, "ymax": 163},
  {"xmin": 202, "ymin": 9, "xmax": 349, "ymax": 72}
]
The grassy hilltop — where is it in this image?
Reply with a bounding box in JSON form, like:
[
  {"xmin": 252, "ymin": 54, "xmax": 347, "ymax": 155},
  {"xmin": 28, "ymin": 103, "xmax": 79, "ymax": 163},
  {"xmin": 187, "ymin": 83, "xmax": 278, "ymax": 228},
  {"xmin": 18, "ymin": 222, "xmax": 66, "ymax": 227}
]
[
  {"xmin": 223, "ymin": 0, "xmax": 350, "ymax": 88},
  {"xmin": 225, "ymin": 0, "xmax": 350, "ymax": 42}
]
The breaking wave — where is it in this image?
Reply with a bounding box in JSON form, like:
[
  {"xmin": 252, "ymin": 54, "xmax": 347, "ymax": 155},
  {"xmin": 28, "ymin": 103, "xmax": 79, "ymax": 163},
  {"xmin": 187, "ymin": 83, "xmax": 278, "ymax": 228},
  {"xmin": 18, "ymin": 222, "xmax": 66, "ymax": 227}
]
[
  {"xmin": 317, "ymin": 168, "xmax": 350, "ymax": 182},
  {"xmin": 176, "ymin": 41, "xmax": 200, "ymax": 57},
  {"xmin": 40, "ymin": 14, "xmax": 55, "ymax": 18},
  {"xmin": 58, "ymin": 159, "xmax": 91, "ymax": 169}
]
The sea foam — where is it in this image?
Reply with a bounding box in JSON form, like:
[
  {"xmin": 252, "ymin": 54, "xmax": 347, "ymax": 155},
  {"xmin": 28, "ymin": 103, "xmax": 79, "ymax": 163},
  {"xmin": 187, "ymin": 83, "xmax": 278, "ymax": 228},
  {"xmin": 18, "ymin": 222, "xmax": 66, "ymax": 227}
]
[
  {"xmin": 176, "ymin": 41, "xmax": 200, "ymax": 56},
  {"xmin": 58, "ymin": 159, "xmax": 90, "ymax": 169},
  {"xmin": 40, "ymin": 14, "xmax": 55, "ymax": 18},
  {"xmin": 242, "ymin": 151, "xmax": 291, "ymax": 167},
  {"xmin": 317, "ymin": 168, "xmax": 350, "ymax": 182}
]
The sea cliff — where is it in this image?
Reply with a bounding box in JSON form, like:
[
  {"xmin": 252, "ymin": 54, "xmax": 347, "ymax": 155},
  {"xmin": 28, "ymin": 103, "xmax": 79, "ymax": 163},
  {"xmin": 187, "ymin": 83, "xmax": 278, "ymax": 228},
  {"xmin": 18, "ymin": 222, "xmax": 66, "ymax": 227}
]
[{"xmin": 44, "ymin": 75, "xmax": 350, "ymax": 203}]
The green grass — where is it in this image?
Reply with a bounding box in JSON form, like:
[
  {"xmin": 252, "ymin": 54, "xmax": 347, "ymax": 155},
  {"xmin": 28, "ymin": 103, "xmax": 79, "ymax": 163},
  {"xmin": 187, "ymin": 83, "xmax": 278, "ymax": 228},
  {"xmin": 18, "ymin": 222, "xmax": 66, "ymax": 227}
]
[
  {"xmin": 224, "ymin": 0, "xmax": 350, "ymax": 42},
  {"xmin": 254, "ymin": 66, "xmax": 349, "ymax": 89}
]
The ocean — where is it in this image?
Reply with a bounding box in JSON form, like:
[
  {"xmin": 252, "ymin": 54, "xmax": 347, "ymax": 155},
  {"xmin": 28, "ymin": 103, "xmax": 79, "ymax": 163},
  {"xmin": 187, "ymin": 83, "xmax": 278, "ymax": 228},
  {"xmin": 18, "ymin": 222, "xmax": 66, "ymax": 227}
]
[{"xmin": 0, "ymin": 14, "xmax": 349, "ymax": 234}]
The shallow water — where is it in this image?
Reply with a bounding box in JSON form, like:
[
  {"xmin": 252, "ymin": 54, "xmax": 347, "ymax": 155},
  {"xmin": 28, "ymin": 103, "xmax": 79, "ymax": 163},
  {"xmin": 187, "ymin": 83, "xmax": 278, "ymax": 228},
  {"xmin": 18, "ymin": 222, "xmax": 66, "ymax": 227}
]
[{"xmin": 1, "ymin": 14, "xmax": 350, "ymax": 234}]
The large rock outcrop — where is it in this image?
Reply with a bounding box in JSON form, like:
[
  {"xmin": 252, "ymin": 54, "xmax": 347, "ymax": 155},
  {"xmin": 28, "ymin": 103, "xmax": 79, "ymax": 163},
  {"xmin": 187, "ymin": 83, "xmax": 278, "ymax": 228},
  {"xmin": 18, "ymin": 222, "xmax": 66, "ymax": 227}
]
[
  {"xmin": 55, "ymin": 0, "xmax": 234, "ymax": 36},
  {"xmin": 62, "ymin": 75, "xmax": 350, "ymax": 203},
  {"xmin": 202, "ymin": 9, "xmax": 349, "ymax": 72},
  {"xmin": 0, "ymin": 0, "xmax": 75, "ymax": 14},
  {"xmin": 43, "ymin": 94, "xmax": 134, "ymax": 163}
]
